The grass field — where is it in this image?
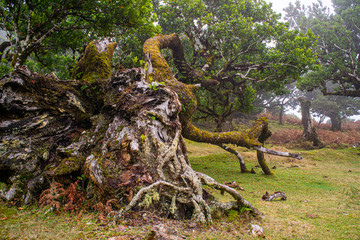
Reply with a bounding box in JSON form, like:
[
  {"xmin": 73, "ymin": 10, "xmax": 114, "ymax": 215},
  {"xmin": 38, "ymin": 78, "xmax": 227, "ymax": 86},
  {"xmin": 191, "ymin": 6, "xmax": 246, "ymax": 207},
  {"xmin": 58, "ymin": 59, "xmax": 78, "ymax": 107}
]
[
  {"xmin": 1, "ymin": 136, "xmax": 359, "ymax": 239},
  {"xmin": 186, "ymin": 140, "xmax": 360, "ymax": 239}
]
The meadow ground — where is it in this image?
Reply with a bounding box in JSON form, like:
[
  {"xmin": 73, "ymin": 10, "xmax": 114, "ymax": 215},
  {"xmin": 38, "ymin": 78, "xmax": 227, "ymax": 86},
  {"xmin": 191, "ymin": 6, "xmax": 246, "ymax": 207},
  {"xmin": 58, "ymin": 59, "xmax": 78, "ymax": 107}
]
[
  {"xmin": 1, "ymin": 128, "xmax": 359, "ymax": 239},
  {"xmin": 186, "ymin": 140, "xmax": 360, "ymax": 239}
]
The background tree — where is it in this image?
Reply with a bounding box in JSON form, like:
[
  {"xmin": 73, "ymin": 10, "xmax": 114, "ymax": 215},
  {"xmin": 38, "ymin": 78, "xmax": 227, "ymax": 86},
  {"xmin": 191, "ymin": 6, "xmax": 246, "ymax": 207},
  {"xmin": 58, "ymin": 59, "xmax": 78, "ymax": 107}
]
[
  {"xmin": 0, "ymin": 0, "xmax": 158, "ymax": 73},
  {"xmin": 254, "ymin": 84, "xmax": 300, "ymax": 125},
  {"xmin": 311, "ymin": 92, "xmax": 360, "ymax": 131},
  {"xmin": 299, "ymin": 97, "xmax": 323, "ymax": 147},
  {"xmin": 284, "ymin": 0, "xmax": 360, "ymax": 97},
  {"xmin": 154, "ymin": 0, "xmax": 318, "ymax": 127},
  {"xmin": 194, "ymin": 85, "xmax": 255, "ymax": 132}
]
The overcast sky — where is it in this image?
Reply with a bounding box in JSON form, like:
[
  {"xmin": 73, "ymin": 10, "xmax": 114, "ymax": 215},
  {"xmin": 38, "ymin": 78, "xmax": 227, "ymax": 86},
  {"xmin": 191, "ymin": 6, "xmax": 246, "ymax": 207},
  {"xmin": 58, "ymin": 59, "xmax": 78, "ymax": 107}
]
[{"xmin": 266, "ymin": 0, "xmax": 334, "ymax": 17}]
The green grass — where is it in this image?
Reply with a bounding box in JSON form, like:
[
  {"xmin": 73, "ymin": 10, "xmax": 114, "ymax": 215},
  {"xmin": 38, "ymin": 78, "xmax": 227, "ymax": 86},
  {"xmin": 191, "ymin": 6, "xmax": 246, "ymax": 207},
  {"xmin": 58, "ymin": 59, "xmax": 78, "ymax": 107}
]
[
  {"xmin": 1, "ymin": 141, "xmax": 359, "ymax": 239},
  {"xmin": 187, "ymin": 140, "xmax": 360, "ymax": 239}
]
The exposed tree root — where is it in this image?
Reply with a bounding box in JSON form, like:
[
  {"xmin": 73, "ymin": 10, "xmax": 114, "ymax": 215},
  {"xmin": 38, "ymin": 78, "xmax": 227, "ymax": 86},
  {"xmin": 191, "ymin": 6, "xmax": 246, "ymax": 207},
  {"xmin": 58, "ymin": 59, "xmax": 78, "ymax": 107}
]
[
  {"xmin": 113, "ymin": 170, "xmax": 259, "ymax": 224},
  {"xmin": 218, "ymin": 144, "xmax": 250, "ymax": 173},
  {"xmin": 195, "ymin": 172, "xmax": 261, "ymax": 215}
]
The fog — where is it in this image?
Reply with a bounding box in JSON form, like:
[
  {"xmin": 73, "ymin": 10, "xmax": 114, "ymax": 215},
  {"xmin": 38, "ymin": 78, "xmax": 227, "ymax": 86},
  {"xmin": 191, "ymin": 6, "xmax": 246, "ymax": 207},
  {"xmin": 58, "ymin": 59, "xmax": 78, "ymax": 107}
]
[{"xmin": 266, "ymin": 0, "xmax": 334, "ymax": 16}]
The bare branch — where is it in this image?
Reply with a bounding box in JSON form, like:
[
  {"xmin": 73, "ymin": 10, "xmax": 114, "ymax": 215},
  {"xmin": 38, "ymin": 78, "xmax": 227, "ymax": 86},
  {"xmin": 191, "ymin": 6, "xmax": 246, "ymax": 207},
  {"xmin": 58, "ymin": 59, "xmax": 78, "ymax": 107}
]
[{"xmin": 254, "ymin": 146, "xmax": 302, "ymax": 160}]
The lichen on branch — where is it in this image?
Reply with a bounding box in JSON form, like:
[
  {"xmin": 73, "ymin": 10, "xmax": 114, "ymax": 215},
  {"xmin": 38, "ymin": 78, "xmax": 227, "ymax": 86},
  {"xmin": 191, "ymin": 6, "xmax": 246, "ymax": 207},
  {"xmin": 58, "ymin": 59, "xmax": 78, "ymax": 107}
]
[{"xmin": 143, "ymin": 34, "xmax": 272, "ymax": 149}]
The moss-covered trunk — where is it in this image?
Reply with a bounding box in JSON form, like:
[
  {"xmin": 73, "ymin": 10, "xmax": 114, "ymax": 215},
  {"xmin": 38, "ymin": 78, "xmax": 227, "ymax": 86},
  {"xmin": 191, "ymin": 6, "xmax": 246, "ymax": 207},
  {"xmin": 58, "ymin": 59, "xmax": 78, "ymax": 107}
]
[
  {"xmin": 1, "ymin": 34, "xmax": 302, "ymax": 222},
  {"xmin": 0, "ymin": 38, "xmax": 262, "ymax": 223}
]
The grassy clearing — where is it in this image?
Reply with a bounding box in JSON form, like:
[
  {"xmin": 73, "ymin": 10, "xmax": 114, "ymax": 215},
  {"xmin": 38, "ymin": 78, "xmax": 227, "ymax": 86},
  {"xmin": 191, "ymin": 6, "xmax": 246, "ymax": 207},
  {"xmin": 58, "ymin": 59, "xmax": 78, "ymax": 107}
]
[
  {"xmin": 1, "ymin": 140, "xmax": 359, "ymax": 239},
  {"xmin": 187, "ymin": 140, "xmax": 360, "ymax": 239}
]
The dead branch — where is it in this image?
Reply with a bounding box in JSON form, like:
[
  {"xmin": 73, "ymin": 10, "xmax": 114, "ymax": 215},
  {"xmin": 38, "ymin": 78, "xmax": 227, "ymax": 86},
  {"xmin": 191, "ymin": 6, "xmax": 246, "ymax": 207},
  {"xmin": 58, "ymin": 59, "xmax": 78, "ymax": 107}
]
[
  {"xmin": 254, "ymin": 146, "xmax": 302, "ymax": 160},
  {"xmin": 261, "ymin": 191, "xmax": 287, "ymax": 201}
]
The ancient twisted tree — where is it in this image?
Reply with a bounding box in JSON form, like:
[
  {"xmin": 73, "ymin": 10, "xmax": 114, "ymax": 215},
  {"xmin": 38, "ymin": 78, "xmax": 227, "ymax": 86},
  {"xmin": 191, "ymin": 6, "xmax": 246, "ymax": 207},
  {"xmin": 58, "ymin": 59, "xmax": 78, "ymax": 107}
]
[{"xmin": 0, "ymin": 34, "xmax": 301, "ymax": 222}]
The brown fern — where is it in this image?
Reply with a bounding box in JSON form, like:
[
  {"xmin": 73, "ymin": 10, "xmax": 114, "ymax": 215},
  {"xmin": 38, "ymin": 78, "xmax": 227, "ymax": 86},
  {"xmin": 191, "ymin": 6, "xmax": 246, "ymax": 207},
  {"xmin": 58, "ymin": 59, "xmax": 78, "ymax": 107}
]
[
  {"xmin": 64, "ymin": 180, "xmax": 86, "ymax": 214},
  {"xmin": 39, "ymin": 182, "xmax": 66, "ymax": 213},
  {"xmin": 94, "ymin": 199, "xmax": 118, "ymax": 222},
  {"xmin": 39, "ymin": 180, "xmax": 87, "ymax": 214}
]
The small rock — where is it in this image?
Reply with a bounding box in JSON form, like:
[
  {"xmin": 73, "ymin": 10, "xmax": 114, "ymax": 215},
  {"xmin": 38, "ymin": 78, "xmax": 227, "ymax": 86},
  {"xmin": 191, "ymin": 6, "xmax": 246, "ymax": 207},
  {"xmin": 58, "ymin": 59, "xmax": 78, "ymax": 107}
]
[{"xmin": 251, "ymin": 224, "xmax": 265, "ymax": 238}]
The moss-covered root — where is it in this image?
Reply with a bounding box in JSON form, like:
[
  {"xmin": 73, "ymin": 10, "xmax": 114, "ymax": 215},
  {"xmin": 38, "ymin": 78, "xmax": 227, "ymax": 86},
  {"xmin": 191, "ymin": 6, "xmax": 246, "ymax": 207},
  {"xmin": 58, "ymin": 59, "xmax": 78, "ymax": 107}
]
[
  {"xmin": 73, "ymin": 39, "xmax": 117, "ymax": 83},
  {"xmin": 257, "ymin": 151, "xmax": 274, "ymax": 175},
  {"xmin": 112, "ymin": 180, "xmax": 212, "ymax": 224}
]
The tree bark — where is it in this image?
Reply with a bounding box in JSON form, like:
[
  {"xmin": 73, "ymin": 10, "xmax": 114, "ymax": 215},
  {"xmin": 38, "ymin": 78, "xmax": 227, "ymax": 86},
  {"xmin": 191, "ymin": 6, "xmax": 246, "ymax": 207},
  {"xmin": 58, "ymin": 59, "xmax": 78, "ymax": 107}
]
[
  {"xmin": 0, "ymin": 41, "xmax": 11, "ymax": 59},
  {"xmin": 0, "ymin": 34, "xmax": 302, "ymax": 222},
  {"xmin": 329, "ymin": 113, "xmax": 342, "ymax": 131},
  {"xmin": 0, "ymin": 37, "xmax": 260, "ymax": 223},
  {"xmin": 299, "ymin": 97, "xmax": 322, "ymax": 147},
  {"xmin": 279, "ymin": 104, "xmax": 284, "ymax": 125},
  {"xmin": 218, "ymin": 144, "xmax": 250, "ymax": 173}
]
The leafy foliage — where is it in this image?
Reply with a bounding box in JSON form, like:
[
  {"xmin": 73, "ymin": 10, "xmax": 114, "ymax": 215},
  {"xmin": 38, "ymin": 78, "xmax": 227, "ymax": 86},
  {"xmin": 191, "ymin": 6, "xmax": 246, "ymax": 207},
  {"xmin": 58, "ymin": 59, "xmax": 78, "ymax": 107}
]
[
  {"xmin": 0, "ymin": 0, "xmax": 158, "ymax": 76},
  {"xmin": 285, "ymin": 0, "xmax": 360, "ymax": 97},
  {"xmin": 154, "ymin": 0, "xmax": 318, "ymax": 129}
]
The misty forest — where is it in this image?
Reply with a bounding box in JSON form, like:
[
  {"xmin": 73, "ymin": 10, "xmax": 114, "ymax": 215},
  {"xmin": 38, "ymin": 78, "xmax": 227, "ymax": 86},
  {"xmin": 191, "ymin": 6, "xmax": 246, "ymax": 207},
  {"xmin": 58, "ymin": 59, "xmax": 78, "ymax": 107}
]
[{"xmin": 0, "ymin": 0, "xmax": 359, "ymax": 239}]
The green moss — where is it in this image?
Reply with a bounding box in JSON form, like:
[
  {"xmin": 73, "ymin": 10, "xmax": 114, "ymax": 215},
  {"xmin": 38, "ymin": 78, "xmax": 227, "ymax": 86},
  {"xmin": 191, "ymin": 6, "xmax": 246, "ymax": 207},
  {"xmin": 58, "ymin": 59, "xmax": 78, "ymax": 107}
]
[
  {"xmin": 52, "ymin": 157, "xmax": 85, "ymax": 176},
  {"xmin": 73, "ymin": 41, "xmax": 117, "ymax": 84}
]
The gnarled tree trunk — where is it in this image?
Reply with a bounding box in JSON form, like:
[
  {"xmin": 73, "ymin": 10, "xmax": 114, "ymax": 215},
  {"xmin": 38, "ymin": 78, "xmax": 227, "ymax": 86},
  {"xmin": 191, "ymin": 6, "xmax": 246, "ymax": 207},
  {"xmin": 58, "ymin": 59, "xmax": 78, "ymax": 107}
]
[
  {"xmin": 0, "ymin": 34, "xmax": 301, "ymax": 222},
  {"xmin": 0, "ymin": 38, "xmax": 262, "ymax": 223}
]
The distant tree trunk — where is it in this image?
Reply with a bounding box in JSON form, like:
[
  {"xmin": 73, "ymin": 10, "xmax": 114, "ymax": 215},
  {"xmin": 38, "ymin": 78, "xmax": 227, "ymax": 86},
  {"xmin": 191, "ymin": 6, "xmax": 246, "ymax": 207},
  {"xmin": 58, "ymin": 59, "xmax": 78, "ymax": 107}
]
[
  {"xmin": 215, "ymin": 116, "xmax": 224, "ymax": 133},
  {"xmin": 299, "ymin": 98, "xmax": 322, "ymax": 147},
  {"xmin": 329, "ymin": 113, "xmax": 342, "ymax": 131},
  {"xmin": 279, "ymin": 104, "xmax": 284, "ymax": 125}
]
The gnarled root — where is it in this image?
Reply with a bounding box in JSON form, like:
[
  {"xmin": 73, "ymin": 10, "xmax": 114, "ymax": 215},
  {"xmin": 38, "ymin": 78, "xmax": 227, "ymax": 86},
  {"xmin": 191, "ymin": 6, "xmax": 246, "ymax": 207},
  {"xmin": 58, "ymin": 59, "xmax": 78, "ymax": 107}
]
[
  {"xmin": 195, "ymin": 172, "xmax": 261, "ymax": 215},
  {"xmin": 113, "ymin": 170, "xmax": 259, "ymax": 224}
]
